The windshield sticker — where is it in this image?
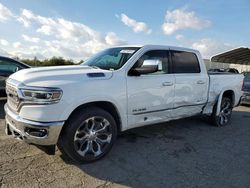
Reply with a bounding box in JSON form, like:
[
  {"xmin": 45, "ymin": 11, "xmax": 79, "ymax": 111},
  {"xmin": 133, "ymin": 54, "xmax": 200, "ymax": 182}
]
[{"xmin": 120, "ymin": 49, "xmax": 135, "ymax": 54}]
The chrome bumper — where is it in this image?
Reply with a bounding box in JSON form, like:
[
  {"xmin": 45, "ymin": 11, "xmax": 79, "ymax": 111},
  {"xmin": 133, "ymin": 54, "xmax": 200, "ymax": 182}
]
[{"xmin": 4, "ymin": 104, "xmax": 64, "ymax": 145}]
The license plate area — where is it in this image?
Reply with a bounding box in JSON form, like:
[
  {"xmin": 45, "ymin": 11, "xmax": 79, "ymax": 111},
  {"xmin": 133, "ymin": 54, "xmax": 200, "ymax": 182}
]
[{"xmin": 5, "ymin": 115, "xmax": 25, "ymax": 140}]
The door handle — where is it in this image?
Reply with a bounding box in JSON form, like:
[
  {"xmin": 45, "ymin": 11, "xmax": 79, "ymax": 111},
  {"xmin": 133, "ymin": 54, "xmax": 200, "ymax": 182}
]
[
  {"xmin": 162, "ymin": 81, "xmax": 173, "ymax": 86},
  {"xmin": 197, "ymin": 80, "xmax": 205, "ymax": 84}
]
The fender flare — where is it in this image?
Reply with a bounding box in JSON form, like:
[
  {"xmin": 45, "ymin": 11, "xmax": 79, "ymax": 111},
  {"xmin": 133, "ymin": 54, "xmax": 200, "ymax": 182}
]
[
  {"xmin": 215, "ymin": 90, "xmax": 235, "ymax": 116},
  {"xmin": 215, "ymin": 92, "xmax": 224, "ymax": 116}
]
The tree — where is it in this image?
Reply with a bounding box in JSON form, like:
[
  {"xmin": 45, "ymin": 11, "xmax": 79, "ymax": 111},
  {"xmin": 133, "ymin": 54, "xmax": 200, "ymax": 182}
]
[{"xmin": 21, "ymin": 57, "xmax": 76, "ymax": 66}]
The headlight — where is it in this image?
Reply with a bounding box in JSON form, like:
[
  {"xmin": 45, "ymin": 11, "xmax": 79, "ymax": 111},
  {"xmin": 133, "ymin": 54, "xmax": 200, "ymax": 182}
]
[{"xmin": 20, "ymin": 87, "xmax": 63, "ymax": 104}]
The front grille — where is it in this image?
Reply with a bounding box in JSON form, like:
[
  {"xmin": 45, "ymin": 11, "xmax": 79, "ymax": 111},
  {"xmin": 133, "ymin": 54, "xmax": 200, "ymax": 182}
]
[{"xmin": 6, "ymin": 83, "xmax": 20, "ymax": 111}]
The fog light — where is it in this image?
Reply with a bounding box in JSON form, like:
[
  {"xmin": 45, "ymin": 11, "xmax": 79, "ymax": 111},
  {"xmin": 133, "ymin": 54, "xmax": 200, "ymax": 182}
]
[{"xmin": 24, "ymin": 127, "xmax": 48, "ymax": 137}]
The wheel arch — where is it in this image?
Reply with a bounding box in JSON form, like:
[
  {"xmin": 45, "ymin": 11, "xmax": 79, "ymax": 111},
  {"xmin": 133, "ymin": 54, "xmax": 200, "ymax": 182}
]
[
  {"xmin": 215, "ymin": 89, "xmax": 235, "ymax": 116},
  {"xmin": 222, "ymin": 90, "xmax": 235, "ymax": 106},
  {"xmin": 64, "ymin": 101, "xmax": 122, "ymax": 133}
]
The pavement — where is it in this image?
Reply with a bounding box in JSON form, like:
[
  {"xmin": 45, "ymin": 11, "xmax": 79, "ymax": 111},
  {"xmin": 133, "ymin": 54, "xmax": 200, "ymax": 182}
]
[{"xmin": 0, "ymin": 98, "xmax": 250, "ymax": 188}]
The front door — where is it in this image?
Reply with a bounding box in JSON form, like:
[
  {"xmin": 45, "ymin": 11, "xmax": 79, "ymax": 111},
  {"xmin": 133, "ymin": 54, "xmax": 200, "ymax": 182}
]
[{"xmin": 126, "ymin": 50, "xmax": 175, "ymax": 128}]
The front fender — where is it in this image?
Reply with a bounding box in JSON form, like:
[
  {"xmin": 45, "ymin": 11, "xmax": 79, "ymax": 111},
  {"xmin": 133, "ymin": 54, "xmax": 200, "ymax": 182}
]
[{"xmin": 59, "ymin": 96, "xmax": 128, "ymax": 131}]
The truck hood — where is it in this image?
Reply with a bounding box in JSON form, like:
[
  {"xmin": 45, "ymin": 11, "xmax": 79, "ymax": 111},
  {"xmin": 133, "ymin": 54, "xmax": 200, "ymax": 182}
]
[{"xmin": 9, "ymin": 65, "xmax": 113, "ymax": 87}]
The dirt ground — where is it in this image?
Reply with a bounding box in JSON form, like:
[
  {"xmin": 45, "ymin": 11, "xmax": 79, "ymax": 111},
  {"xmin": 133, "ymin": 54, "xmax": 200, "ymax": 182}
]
[{"xmin": 0, "ymin": 98, "xmax": 250, "ymax": 188}]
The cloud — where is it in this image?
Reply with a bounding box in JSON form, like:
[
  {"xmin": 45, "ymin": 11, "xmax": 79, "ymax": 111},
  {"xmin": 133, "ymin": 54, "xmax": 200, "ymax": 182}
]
[
  {"xmin": 21, "ymin": 9, "xmax": 33, "ymax": 19},
  {"xmin": 118, "ymin": 13, "xmax": 152, "ymax": 34},
  {"xmin": 36, "ymin": 25, "xmax": 53, "ymax": 35},
  {"xmin": 105, "ymin": 32, "xmax": 125, "ymax": 46},
  {"xmin": 191, "ymin": 38, "xmax": 233, "ymax": 58},
  {"xmin": 0, "ymin": 48, "xmax": 10, "ymax": 56},
  {"xmin": 0, "ymin": 39, "xmax": 9, "ymax": 46},
  {"xmin": 17, "ymin": 17, "xmax": 30, "ymax": 27},
  {"xmin": 175, "ymin": 34, "xmax": 184, "ymax": 41},
  {"xmin": 162, "ymin": 8, "xmax": 211, "ymax": 35},
  {"xmin": 175, "ymin": 35, "xmax": 234, "ymax": 58},
  {"xmin": 2, "ymin": 7, "xmax": 126, "ymax": 60},
  {"xmin": 0, "ymin": 3, "xmax": 13, "ymax": 22},
  {"xmin": 18, "ymin": 9, "xmax": 100, "ymax": 41},
  {"xmin": 22, "ymin": 34, "xmax": 40, "ymax": 43},
  {"xmin": 10, "ymin": 50, "xmax": 46, "ymax": 59},
  {"xmin": 13, "ymin": 42, "xmax": 22, "ymax": 48}
]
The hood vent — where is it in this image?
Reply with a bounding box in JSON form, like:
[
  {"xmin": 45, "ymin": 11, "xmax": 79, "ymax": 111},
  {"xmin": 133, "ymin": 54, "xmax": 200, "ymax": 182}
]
[{"xmin": 87, "ymin": 73, "xmax": 105, "ymax": 78}]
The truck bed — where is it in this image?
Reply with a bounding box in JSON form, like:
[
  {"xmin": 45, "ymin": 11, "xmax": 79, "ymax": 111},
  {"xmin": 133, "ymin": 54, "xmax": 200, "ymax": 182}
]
[{"xmin": 204, "ymin": 73, "xmax": 243, "ymax": 114}]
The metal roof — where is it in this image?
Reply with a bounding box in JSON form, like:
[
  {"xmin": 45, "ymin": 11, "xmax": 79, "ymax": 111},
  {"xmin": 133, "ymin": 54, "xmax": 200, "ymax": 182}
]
[{"xmin": 211, "ymin": 47, "xmax": 250, "ymax": 65}]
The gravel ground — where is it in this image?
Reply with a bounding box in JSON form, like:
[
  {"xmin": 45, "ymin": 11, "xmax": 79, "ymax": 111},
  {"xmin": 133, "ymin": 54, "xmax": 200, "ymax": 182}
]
[{"xmin": 0, "ymin": 98, "xmax": 250, "ymax": 188}]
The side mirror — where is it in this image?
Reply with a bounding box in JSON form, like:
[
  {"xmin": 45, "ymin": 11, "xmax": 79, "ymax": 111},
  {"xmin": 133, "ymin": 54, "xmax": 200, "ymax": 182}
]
[
  {"xmin": 130, "ymin": 59, "xmax": 161, "ymax": 76},
  {"xmin": 15, "ymin": 66, "xmax": 20, "ymax": 72}
]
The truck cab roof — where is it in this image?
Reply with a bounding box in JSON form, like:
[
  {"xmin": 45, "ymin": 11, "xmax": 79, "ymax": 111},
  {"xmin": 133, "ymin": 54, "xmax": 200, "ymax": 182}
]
[{"xmin": 115, "ymin": 44, "xmax": 199, "ymax": 54}]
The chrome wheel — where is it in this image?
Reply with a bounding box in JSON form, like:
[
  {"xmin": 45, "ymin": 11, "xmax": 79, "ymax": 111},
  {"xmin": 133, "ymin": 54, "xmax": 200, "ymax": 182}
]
[
  {"xmin": 74, "ymin": 116, "xmax": 112, "ymax": 158},
  {"xmin": 218, "ymin": 99, "xmax": 232, "ymax": 126}
]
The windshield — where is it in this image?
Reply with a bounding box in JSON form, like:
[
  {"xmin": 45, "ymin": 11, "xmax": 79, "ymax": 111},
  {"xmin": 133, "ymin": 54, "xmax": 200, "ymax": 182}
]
[{"xmin": 82, "ymin": 47, "xmax": 140, "ymax": 70}]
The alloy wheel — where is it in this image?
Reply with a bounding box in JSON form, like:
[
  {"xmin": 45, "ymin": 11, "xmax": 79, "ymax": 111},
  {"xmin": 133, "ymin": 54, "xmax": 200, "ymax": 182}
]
[
  {"xmin": 74, "ymin": 116, "xmax": 112, "ymax": 158},
  {"xmin": 218, "ymin": 100, "xmax": 232, "ymax": 126}
]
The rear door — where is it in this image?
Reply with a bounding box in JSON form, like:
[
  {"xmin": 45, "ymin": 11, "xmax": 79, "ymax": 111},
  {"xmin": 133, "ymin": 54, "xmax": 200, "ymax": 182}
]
[{"xmin": 170, "ymin": 50, "xmax": 208, "ymax": 117}]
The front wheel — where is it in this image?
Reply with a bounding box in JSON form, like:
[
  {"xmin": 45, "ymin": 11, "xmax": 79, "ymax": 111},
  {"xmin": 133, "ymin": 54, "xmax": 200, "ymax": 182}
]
[
  {"xmin": 211, "ymin": 97, "xmax": 233, "ymax": 127},
  {"xmin": 58, "ymin": 107, "xmax": 117, "ymax": 163}
]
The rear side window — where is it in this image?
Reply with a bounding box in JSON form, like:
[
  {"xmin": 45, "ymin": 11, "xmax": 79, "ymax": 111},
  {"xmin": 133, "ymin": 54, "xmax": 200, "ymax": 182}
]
[{"xmin": 171, "ymin": 51, "xmax": 200, "ymax": 73}]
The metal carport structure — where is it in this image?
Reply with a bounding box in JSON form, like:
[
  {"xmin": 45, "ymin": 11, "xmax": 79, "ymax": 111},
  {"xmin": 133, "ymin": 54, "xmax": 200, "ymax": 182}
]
[{"xmin": 211, "ymin": 47, "xmax": 250, "ymax": 65}]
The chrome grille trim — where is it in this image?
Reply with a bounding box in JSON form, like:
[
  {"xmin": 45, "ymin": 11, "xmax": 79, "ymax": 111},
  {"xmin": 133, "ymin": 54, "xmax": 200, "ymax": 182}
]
[
  {"xmin": 6, "ymin": 78, "xmax": 63, "ymax": 112},
  {"xmin": 6, "ymin": 79, "xmax": 22, "ymax": 112}
]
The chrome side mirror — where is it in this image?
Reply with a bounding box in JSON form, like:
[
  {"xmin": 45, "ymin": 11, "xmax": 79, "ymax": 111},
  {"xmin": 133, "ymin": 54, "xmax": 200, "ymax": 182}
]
[
  {"xmin": 15, "ymin": 66, "xmax": 20, "ymax": 72},
  {"xmin": 131, "ymin": 59, "xmax": 161, "ymax": 75}
]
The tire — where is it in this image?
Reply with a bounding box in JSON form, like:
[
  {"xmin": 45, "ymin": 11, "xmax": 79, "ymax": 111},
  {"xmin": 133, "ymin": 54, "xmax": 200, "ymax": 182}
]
[
  {"xmin": 211, "ymin": 97, "xmax": 233, "ymax": 127},
  {"xmin": 58, "ymin": 106, "xmax": 117, "ymax": 163}
]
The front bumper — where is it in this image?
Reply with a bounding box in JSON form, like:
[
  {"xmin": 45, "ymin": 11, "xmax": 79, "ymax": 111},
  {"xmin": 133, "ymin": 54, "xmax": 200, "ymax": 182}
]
[{"xmin": 4, "ymin": 104, "xmax": 64, "ymax": 145}]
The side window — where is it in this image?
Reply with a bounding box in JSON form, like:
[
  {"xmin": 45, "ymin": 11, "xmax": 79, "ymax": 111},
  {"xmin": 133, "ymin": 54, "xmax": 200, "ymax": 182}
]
[
  {"xmin": 132, "ymin": 50, "xmax": 169, "ymax": 74},
  {"xmin": 171, "ymin": 51, "xmax": 200, "ymax": 73},
  {"xmin": 0, "ymin": 59, "xmax": 19, "ymax": 74}
]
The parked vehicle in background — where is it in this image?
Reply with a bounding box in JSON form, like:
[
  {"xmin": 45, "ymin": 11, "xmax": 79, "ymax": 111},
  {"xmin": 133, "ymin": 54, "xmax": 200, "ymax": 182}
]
[
  {"xmin": 208, "ymin": 68, "xmax": 239, "ymax": 74},
  {"xmin": 4, "ymin": 45, "xmax": 243, "ymax": 163},
  {"xmin": 0, "ymin": 56, "xmax": 30, "ymax": 96},
  {"xmin": 241, "ymin": 72, "xmax": 250, "ymax": 105}
]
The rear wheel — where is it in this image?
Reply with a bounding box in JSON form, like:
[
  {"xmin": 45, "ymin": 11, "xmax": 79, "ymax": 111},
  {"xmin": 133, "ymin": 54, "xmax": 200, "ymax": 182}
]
[
  {"xmin": 58, "ymin": 107, "xmax": 117, "ymax": 163},
  {"xmin": 211, "ymin": 97, "xmax": 233, "ymax": 127}
]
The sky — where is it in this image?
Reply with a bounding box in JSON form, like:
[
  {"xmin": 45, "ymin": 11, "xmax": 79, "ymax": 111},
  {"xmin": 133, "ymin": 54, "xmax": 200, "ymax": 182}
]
[{"xmin": 0, "ymin": 0, "xmax": 249, "ymax": 61}]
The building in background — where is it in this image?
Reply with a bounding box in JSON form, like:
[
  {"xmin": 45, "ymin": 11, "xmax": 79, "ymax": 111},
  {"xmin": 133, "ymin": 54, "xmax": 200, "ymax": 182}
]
[
  {"xmin": 204, "ymin": 59, "xmax": 250, "ymax": 72},
  {"xmin": 206, "ymin": 47, "xmax": 250, "ymax": 73}
]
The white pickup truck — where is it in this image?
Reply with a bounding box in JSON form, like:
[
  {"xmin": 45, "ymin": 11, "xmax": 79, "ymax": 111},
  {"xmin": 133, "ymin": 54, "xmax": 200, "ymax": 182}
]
[{"xmin": 4, "ymin": 45, "xmax": 243, "ymax": 163}]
